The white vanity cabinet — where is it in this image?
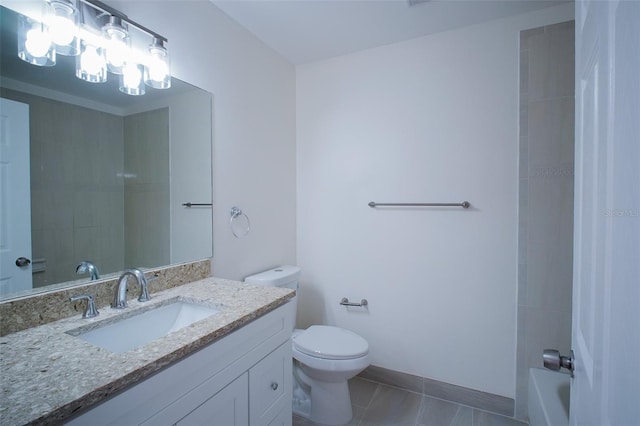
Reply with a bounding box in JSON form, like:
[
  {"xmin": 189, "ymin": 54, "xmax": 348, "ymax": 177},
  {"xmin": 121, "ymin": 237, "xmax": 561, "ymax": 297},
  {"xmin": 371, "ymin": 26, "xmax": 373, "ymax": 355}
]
[{"xmin": 66, "ymin": 302, "xmax": 294, "ymax": 426}]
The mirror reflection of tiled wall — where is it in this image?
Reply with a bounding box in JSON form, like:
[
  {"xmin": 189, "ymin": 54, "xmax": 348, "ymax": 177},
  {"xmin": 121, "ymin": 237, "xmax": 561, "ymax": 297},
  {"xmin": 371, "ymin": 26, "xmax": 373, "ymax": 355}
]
[
  {"xmin": 1, "ymin": 89, "xmax": 170, "ymax": 288},
  {"xmin": 0, "ymin": 89, "xmax": 126, "ymax": 288},
  {"xmin": 123, "ymin": 108, "xmax": 170, "ymax": 269},
  {"xmin": 516, "ymin": 20, "xmax": 575, "ymax": 420}
]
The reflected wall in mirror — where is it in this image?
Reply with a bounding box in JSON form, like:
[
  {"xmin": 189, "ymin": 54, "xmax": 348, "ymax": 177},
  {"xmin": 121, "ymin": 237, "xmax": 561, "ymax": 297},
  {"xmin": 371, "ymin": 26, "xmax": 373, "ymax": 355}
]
[{"xmin": 0, "ymin": 5, "xmax": 213, "ymax": 301}]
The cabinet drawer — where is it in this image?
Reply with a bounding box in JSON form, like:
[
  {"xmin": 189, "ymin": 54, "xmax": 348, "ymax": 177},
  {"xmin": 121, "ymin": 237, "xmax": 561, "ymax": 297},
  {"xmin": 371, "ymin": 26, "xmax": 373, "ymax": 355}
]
[{"xmin": 249, "ymin": 341, "xmax": 292, "ymax": 425}]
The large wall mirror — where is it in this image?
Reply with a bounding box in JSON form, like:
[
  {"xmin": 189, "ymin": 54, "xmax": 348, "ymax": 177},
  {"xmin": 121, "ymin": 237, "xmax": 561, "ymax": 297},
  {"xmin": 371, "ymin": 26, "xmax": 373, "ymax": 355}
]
[{"xmin": 0, "ymin": 5, "xmax": 213, "ymax": 301}]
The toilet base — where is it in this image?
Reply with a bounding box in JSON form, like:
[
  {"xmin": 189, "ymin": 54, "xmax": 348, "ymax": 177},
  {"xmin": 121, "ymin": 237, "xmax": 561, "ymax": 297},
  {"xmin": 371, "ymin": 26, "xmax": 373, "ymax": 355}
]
[{"xmin": 293, "ymin": 363, "xmax": 353, "ymax": 426}]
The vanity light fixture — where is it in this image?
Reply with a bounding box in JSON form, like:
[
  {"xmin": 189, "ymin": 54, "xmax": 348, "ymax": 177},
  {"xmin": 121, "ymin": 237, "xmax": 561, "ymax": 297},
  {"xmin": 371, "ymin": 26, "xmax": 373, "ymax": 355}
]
[{"xmin": 16, "ymin": 0, "xmax": 171, "ymax": 94}]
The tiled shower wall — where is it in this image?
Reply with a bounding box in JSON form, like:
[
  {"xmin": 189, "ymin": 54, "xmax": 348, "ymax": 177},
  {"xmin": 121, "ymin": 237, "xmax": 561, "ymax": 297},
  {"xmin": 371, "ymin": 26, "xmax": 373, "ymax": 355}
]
[{"xmin": 515, "ymin": 21, "xmax": 575, "ymax": 420}]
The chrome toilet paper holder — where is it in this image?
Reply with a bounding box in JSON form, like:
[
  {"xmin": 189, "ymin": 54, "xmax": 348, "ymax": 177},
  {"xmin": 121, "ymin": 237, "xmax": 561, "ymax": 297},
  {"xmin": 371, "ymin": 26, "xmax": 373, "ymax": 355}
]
[{"xmin": 340, "ymin": 297, "xmax": 368, "ymax": 307}]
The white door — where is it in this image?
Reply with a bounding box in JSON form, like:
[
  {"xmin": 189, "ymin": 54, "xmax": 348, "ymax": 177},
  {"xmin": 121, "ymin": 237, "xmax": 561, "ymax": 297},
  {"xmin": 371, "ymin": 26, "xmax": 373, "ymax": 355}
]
[
  {"xmin": 571, "ymin": 0, "xmax": 640, "ymax": 425},
  {"xmin": 0, "ymin": 98, "xmax": 32, "ymax": 296}
]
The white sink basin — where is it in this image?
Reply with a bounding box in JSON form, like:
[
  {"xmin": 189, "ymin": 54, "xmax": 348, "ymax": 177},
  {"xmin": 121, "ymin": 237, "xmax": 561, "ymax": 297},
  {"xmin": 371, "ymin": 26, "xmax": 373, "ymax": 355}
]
[{"xmin": 68, "ymin": 300, "xmax": 219, "ymax": 353}]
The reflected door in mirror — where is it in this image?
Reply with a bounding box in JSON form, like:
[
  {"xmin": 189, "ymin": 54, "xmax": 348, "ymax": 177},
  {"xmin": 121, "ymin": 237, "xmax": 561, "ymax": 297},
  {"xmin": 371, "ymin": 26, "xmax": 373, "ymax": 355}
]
[{"xmin": 0, "ymin": 98, "xmax": 33, "ymax": 295}]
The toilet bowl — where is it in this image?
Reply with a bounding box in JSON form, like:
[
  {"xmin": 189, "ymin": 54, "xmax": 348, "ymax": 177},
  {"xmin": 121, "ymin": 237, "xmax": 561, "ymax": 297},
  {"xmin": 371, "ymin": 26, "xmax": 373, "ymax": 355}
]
[
  {"xmin": 244, "ymin": 266, "xmax": 370, "ymax": 426},
  {"xmin": 292, "ymin": 325, "xmax": 370, "ymax": 425}
]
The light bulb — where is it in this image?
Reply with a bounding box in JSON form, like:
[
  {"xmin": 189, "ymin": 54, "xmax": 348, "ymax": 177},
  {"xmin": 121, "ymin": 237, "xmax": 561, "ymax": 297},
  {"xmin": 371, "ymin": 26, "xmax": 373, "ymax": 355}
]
[
  {"xmin": 144, "ymin": 39, "xmax": 171, "ymax": 89},
  {"xmin": 103, "ymin": 16, "xmax": 129, "ymax": 74},
  {"xmin": 81, "ymin": 45, "xmax": 104, "ymax": 75},
  {"xmin": 18, "ymin": 16, "xmax": 55, "ymax": 66},
  {"xmin": 76, "ymin": 42, "xmax": 107, "ymax": 82},
  {"xmin": 49, "ymin": 15, "xmax": 75, "ymax": 46},
  {"xmin": 148, "ymin": 57, "xmax": 169, "ymax": 82},
  {"xmin": 106, "ymin": 38, "xmax": 127, "ymax": 68},
  {"xmin": 46, "ymin": 0, "xmax": 78, "ymax": 56},
  {"xmin": 123, "ymin": 63, "xmax": 142, "ymax": 87},
  {"xmin": 25, "ymin": 27, "xmax": 52, "ymax": 57},
  {"xmin": 120, "ymin": 62, "xmax": 145, "ymax": 95}
]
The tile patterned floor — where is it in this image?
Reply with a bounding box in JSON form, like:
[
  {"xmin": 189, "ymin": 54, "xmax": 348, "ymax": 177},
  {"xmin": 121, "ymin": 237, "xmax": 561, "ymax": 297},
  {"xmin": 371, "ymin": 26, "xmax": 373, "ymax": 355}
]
[{"xmin": 293, "ymin": 378, "xmax": 528, "ymax": 426}]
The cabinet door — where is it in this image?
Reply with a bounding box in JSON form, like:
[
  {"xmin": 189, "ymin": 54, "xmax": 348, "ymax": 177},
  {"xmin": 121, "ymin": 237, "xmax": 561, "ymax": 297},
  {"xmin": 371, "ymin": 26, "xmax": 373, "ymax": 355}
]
[
  {"xmin": 249, "ymin": 341, "xmax": 292, "ymax": 425},
  {"xmin": 176, "ymin": 373, "xmax": 249, "ymax": 426}
]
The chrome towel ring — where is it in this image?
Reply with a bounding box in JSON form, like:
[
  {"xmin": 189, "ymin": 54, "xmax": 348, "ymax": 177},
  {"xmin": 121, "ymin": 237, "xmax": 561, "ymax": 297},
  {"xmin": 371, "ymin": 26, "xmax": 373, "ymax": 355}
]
[{"xmin": 230, "ymin": 206, "xmax": 251, "ymax": 238}]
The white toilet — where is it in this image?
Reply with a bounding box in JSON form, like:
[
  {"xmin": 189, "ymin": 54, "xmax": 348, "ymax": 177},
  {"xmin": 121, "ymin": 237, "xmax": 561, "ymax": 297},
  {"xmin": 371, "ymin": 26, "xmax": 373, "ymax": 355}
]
[{"xmin": 245, "ymin": 266, "xmax": 370, "ymax": 426}]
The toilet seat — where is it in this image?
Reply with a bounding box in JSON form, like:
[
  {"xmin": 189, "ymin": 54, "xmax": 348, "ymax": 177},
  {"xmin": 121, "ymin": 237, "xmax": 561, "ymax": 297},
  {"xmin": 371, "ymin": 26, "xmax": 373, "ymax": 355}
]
[{"xmin": 293, "ymin": 325, "xmax": 369, "ymax": 360}]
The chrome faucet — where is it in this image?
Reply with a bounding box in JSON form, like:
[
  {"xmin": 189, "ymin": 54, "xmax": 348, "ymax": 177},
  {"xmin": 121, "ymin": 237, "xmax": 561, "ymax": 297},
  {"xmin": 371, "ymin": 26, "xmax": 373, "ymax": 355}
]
[
  {"xmin": 112, "ymin": 268, "xmax": 151, "ymax": 309},
  {"xmin": 76, "ymin": 261, "xmax": 100, "ymax": 280},
  {"xmin": 69, "ymin": 294, "xmax": 99, "ymax": 318}
]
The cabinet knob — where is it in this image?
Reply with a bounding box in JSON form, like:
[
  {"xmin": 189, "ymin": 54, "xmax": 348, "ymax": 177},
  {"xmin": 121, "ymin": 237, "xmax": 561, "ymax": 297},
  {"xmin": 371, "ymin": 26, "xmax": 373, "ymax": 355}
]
[{"xmin": 270, "ymin": 382, "xmax": 278, "ymax": 391}]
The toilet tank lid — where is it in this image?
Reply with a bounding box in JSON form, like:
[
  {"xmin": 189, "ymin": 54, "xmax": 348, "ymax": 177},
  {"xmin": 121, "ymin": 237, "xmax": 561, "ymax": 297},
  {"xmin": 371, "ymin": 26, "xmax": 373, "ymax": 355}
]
[
  {"xmin": 293, "ymin": 325, "xmax": 369, "ymax": 360},
  {"xmin": 244, "ymin": 265, "xmax": 301, "ymax": 286}
]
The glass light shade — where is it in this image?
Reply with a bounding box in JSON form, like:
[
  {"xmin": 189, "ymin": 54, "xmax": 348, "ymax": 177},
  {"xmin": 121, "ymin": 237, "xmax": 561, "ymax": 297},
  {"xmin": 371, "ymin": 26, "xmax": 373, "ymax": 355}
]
[
  {"xmin": 76, "ymin": 42, "xmax": 107, "ymax": 83},
  {"xmin": 17, "ymin": 16, "xmax": 55, "ymax": 66},
  {"xmin": 120, "ymin": 62, "xmax": 145, "ymax": 95},
  {"xmin": 144, "ymin": 39, "xmax": 171, "ymax": 89},
  {"xmin": 46, "ymin": 0, "xmax": 79, "ymax": 56},
  {"xmin": 103, "ymin": 17, "xmax": 129, "ymax": 74}
]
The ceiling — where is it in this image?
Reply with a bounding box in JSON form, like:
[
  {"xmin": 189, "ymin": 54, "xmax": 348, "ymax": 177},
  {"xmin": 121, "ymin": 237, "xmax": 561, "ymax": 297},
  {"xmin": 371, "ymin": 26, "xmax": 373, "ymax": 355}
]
[{"xmin": 211, "ymin": 0, "xmax": 568, "ymax": 65}]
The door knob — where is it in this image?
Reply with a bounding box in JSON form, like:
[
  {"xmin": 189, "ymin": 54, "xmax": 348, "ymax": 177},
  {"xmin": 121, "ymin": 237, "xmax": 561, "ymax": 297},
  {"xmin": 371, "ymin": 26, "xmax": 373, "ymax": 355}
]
[
  {"xmin": 15, "ymin": 257, "xmax": 31, "ymax": 267},
  {"xmin": 543, "ymin": 349, "xmax": 574, "ymax": 376}
]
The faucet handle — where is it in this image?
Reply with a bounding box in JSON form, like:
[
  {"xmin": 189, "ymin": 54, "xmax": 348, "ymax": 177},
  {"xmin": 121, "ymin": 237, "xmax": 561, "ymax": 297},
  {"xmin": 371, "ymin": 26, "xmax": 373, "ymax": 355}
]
[
  {"xmin": 138, "ymin": 281, "xmax": 151, "ymax": 302},
  {"xmin": 138, "ymin": 272, "xmax": 157, "ymax": 302},
  {"xmin": 69, "ymin": 294, "xmax": 99, "ymax": 319}
]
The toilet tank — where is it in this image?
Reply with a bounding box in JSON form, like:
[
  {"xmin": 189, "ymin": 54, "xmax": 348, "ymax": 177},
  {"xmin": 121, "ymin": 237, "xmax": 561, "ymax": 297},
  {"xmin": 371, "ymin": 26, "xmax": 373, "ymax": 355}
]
[
  {"xmin": 244, "ymin": 265, "xmax": 301, "ymax": 290},
  {"xmin": 245, "ymin": 266, "xmax": 300, "ymax": 328}
]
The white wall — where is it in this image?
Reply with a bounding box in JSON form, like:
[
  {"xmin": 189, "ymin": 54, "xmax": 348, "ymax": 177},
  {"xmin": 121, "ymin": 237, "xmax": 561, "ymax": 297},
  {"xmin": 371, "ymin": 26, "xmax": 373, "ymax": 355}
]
[
  {"xmin": 296, "ymin": 4, "xmax": 573, "ymax": 398},
  {"xmin": 111, "ymin": 1, "xmax": 297, "ymax": 280}
]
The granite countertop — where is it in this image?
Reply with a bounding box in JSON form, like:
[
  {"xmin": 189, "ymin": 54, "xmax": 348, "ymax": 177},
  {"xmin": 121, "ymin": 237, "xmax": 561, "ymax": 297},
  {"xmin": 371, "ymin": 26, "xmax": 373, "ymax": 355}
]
[{"xmin": 0, "ymin": 277, "xmax": 294, "ymax": 425}]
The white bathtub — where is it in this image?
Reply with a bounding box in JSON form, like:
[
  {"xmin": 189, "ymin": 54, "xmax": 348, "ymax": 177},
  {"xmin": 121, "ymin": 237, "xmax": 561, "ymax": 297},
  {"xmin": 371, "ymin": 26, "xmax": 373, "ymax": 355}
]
[{"xmin": 528, "ymin": 368, "xmax": 570, "ymax": 426}]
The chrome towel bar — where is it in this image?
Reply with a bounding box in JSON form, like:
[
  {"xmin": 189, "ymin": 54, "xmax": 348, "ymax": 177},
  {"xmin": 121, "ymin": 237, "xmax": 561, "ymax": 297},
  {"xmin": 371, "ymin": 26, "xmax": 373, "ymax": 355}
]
[
  {"xmin": 368, "ymin": 201, "xmax": 470, "ymax": 209},
  {"xmin": 340, "ymin": 297, "xmax": 368, "ymax": 307}
]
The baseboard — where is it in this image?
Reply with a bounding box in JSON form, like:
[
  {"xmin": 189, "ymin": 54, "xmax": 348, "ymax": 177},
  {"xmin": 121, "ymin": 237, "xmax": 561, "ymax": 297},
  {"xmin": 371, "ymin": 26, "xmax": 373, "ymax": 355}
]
[{"xmin": 358, "ymin": 365, "xmax": 514, "ymax": 417}]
